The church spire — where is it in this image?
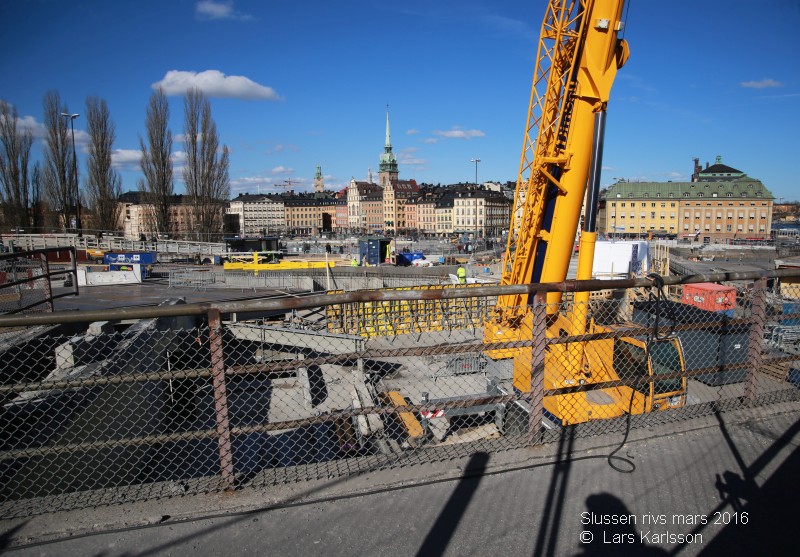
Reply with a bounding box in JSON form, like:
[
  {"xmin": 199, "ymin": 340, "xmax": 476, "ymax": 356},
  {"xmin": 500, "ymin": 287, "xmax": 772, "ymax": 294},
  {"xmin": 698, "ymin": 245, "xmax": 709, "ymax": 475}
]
[
  {"xmin": 385, "ymin": 105, "xmax": 392, "ymax": 149},
  {"xmin": 379, "ymin": 105, "xmax": 398, "ymax": 182}
]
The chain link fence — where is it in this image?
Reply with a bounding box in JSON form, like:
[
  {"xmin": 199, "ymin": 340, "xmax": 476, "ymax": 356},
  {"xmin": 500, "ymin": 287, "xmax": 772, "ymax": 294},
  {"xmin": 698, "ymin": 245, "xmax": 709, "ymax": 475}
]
[
  {"xmin": 1, "ymin": 270, "xmax": 799, "ymax": 517},
  {"xmin": 0, "ymin": 248, "xmax": 77, "ymax": 315}
]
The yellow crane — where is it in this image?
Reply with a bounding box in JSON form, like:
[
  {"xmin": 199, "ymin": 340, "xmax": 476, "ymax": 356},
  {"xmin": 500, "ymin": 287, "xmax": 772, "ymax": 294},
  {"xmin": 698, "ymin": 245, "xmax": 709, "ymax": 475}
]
[{"xmin": 484, "ymin": 0, "xmax": 686, "ymax": 425}]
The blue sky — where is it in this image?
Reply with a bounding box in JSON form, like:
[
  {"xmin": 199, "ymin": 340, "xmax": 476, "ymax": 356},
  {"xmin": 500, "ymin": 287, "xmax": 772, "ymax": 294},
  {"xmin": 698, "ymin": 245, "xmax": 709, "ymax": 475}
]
[{"xmin": 2, "ymin": 0, "xmax": 799, "ymax": 201}]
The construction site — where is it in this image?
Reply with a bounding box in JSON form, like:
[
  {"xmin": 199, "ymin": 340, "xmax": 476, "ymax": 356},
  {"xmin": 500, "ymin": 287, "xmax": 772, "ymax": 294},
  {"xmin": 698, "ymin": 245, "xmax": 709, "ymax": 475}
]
[{"xmin": 0, "ymin": 238, "xmax": 798, "ymax": 505}]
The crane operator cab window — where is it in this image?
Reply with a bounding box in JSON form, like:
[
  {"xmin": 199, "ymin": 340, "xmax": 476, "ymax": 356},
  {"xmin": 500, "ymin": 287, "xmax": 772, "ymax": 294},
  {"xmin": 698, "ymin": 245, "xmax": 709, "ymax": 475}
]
[
  {"xmin": 613, "ymin": 338, "xmax": 684, "ymax": 399},
  {"xmin": 647, "ymin": 340, "xmax": 684, "ymax": 395}
]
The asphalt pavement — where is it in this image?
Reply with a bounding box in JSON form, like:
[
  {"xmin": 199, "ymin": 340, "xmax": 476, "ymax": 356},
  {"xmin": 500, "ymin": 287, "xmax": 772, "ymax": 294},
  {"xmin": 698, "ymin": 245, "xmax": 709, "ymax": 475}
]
[{"xmin": 2, "ymin": 400, "xmax": 798, "ymax": 557}]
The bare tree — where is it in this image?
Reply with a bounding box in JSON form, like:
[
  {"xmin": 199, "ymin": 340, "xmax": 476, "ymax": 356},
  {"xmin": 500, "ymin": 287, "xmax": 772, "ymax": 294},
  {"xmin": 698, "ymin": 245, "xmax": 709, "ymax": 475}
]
[
  {"xmin": 0, "ymin": 100, "xmax": 33, "ymax": 231},
  {"xmin": 29, "ymin": 162, "xmax": 50, "ymax": 231},
  {"xmin": 139, "ymin": 88, "xmax": 173, "ymax": 238},
  {"xmin": 41, "ymin": 91, "xmax": 76, "ymax": 231},
  {"xmin": 183, "ymin": 88, "xmax": 230, "ymax": 242},
  {"xmin": 85, "ymin": 96, "xmax": 122, "ymax": 234}
]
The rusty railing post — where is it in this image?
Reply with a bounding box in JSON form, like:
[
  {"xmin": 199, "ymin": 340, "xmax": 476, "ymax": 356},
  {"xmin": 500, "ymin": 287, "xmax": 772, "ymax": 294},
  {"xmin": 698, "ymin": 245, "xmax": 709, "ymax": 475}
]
[
  {"xmin": 208, "ymin": 308, "xmax": 235, "ymax": 489},
  {"xmin": 69, "ymin": 247, "xmax": 79, "ymax": 297},
  {"xmin": 528, "ymin": 291, "xmax": 547, "ymax": 443},
  {"xmin": 38, "ymin": 251, "xmax": 54, "ymax": 312},
  {"xmin": 744, "ymin": 277, "xmax": 767, "ymax": 404}
]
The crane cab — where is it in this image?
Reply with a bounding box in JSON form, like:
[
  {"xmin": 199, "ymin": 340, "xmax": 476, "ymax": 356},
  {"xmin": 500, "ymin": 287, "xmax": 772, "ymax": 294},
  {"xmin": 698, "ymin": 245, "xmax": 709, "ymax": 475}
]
[{"xmin": 511, "ymin": 319, "xmax": 687, "ymax": 426}]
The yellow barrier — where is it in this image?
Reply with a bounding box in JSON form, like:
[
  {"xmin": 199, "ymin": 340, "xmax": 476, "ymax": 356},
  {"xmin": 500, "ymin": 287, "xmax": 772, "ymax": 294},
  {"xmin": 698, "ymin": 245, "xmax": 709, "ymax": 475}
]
[
  {"xmin": 224, "ymin": 259, "xmax": 335, "ymax": 272},
  {"xmin": 326, "ymin": 284, "xmax": 488, "ymax": 337}
]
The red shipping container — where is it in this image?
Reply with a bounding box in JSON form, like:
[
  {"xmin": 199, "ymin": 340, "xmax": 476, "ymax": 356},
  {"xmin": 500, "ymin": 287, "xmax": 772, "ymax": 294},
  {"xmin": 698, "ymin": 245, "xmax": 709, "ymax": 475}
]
[{"xmin": 682, "ymin": 283, "xmax": 736, "ymax": 314}]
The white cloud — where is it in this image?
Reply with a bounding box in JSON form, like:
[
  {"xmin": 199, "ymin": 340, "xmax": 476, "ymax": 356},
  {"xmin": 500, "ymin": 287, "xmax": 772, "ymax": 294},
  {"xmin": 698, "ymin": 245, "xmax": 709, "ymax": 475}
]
[
  {"xmin": 433, "ymin": 126, "xmax": 485, "ymax": 139},
  {"xmin": 153, "ymin": 70, "xmax": 281, "ymax": 100},
  {"xmin": 171, "ymin": 151, "xmax": 187, "ymax": 172},
  {"xmin": 195, "ymin": 1, "xmax": 254, "ymax": 21},
  {"xmin": 398, "ymin": 147, "xmax": 426, "ymax": 167},
  {"xmin": 407, "ymin": 129, "xmax": 420, "ymax": 135},
  {"xmin": 740, "ymin": 78, "xmax": 783, "ymax": 89},
  {"xmin": 111, "ymin": 149, "xmax": 186, "ymax": 172},
  {"xmin": 15, "ymin": 115, "xmax": 47, "ymax": 140},
  {"xmin": 422, "ymin": 138, "xmax": 439, "ymax": 144},
  {"xmin": 111, "ymin": 149, "xmax": 141, "ymax": 171},
  {"xmin": 271, "ymin": 166, "xmax": 294, "ymax": 175}
]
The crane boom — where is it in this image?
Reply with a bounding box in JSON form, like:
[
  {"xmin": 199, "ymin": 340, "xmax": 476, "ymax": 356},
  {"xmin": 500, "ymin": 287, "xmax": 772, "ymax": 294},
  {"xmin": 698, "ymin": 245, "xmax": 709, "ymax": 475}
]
[
  {"xmin": 499, "ymin": 0, "xmax": 628, "ymax": 317},
  {"xmin": 485, "ymin": 1, "xmax": 687, "ymax": 425}
]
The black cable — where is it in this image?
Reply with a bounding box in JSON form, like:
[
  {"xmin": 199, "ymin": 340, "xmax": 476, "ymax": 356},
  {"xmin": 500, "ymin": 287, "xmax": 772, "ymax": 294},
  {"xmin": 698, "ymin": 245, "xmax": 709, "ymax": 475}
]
[
  {"xmin": 605, "ymin": 272, "xmax": 675, "ymax": 474},
  {"xmin": 606, "ymin": 386, "xmax": 636, "ymax": 473},
  {"xmin": 646, "ymin": 272, "xmax": 676, "ymax": 341}
]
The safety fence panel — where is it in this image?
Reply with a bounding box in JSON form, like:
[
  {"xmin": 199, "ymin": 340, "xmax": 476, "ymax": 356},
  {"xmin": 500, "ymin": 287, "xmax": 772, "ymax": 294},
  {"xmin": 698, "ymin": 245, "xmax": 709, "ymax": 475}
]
[
  {"xmin": 326, "ymin": 284, "xmax": 493, "ymax": 337},
  {"xmin": 1, "ymin": 275, "xmax": 799, "ymax": 518},
  {"xmin": 0, "ymin": 248, "xmax": 76, "ymax": 315}
]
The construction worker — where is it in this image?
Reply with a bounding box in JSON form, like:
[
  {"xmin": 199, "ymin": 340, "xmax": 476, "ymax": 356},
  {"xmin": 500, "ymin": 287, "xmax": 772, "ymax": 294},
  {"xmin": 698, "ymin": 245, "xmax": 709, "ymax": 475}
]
[
  {"xmin": 351, "ymin": 257, "xmax": 359, "ymax": 267},
  {"xmin": 457, "ymin": 264, "xmax": 467, "ymax": 284}
]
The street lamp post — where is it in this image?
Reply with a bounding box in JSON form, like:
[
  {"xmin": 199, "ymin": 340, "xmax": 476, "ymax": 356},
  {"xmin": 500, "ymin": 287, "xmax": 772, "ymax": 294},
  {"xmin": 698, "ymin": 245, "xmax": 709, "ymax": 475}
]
[
  {"xmin": 61, "ymin": 113, "xmax": 81, "ymax": 236},
  {"xmin": 470, "ymin": 157, "xmax": 481, "ymax": 240}
]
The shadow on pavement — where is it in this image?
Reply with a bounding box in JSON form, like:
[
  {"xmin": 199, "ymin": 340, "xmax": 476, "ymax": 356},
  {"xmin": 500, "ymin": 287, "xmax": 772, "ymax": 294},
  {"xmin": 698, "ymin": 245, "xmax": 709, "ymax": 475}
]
[
  {"xmin": 415, "ymin": 451, "xmax": 490, "ymax": 557},
  {"xmin": 533, "ymin": 425, "xmax": 576, "ymax": 557},
  {"xmin": 693, "ymin": 413, "xmax": 800, "ymax": 556}
]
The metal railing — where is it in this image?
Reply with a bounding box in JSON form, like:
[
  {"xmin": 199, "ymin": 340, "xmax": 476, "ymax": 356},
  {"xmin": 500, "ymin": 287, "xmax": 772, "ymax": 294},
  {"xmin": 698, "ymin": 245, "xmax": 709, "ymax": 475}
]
[
  {"xmin": 2, "ymin": 234, "xmax": 227, "ymax": 257},
  {"xmin": 0, "ymin": 248, "xmax": 77, "ymax": 315},
  {"xmin": 0, "ymin": 267, "xmax": 798, "ymax": 517}
]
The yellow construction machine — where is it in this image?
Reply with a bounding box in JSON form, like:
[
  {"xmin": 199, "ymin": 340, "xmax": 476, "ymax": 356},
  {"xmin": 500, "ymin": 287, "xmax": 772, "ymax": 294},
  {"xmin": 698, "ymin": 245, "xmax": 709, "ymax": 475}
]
[{"xmin": 485, "ymin": 0, "xmax": 686, "ymax": 425}]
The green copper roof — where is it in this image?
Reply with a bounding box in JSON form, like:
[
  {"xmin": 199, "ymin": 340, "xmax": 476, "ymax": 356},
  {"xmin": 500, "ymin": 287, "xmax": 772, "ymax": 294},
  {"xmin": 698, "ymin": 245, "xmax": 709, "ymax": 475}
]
[{"xmin": 603, "ymin": 179, "xmax": 774, "ymax": 200}]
